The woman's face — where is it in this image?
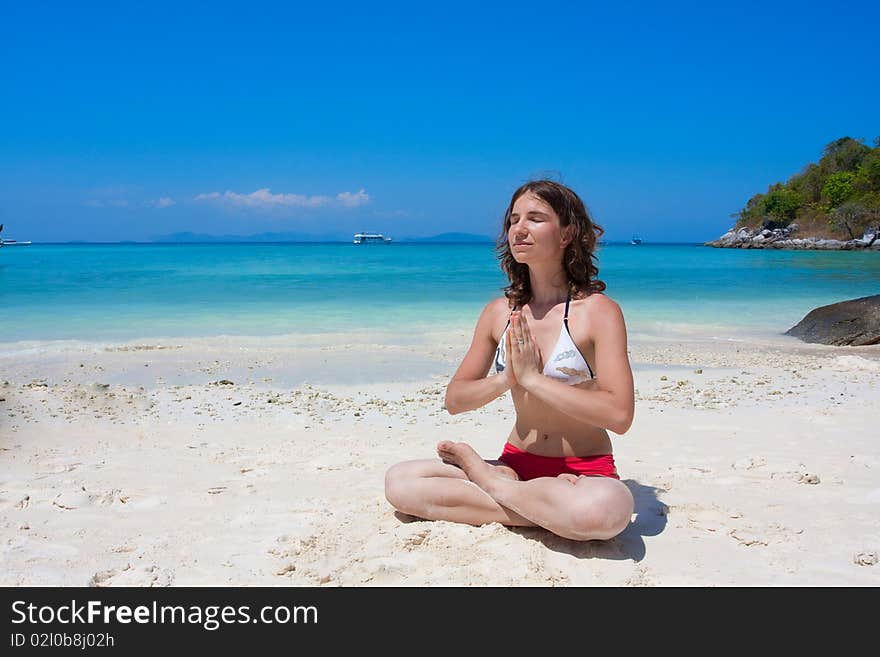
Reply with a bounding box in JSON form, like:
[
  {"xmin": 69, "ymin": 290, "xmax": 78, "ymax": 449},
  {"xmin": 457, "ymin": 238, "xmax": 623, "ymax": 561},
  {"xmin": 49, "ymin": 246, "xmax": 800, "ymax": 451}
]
[{"xmin": 508, "ymin": 192, "xmax": 571, "ymax": 264}]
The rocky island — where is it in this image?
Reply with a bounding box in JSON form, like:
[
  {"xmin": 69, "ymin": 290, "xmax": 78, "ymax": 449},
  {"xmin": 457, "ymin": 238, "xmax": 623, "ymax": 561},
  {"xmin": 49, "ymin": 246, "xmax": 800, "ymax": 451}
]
[{"xmin": 707, "ymin": 136, "xmax": 880, "ymax": 250}]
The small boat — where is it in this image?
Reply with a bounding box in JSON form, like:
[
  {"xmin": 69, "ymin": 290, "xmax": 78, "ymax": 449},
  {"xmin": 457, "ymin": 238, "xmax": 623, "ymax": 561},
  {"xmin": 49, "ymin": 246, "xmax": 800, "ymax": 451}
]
[
  {"xmin": 0, "ymin": 224, "xmax": 33, "ymax": 247},
  {"xmin": 353, "ymin": 232, "xmax": 392, "ymax": 244},
  {"xmin": 630, "ymin": 235, "xmax": 643, "ymax": 245}
]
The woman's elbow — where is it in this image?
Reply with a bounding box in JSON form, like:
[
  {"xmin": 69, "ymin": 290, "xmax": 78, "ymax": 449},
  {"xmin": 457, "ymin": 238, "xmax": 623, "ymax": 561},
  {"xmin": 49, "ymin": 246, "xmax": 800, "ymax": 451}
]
[
  {"xmin": 443, "ymin": 390, "xmax": 462, "ymax": 415},
  {"xmin": 609, "ymin": 407, "xmax": 634, "ymax": 435}
]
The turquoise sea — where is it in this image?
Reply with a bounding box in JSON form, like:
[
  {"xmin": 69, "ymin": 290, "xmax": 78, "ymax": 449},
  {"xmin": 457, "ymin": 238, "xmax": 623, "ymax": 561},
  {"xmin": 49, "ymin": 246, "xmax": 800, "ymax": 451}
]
[{"xmin": 1, "ymin": 243, "xmax": 878, "ymax": 343}]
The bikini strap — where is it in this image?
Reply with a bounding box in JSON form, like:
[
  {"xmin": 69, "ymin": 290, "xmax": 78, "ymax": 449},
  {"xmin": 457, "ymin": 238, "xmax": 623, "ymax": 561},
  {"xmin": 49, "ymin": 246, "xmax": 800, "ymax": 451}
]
[
  {"xmin": 563, "ymin": 292, "xmax": 571, "ymax": 321},
  {"xmin": 504, "ymin": 303, "xmax": 517, "ymax": 328}
]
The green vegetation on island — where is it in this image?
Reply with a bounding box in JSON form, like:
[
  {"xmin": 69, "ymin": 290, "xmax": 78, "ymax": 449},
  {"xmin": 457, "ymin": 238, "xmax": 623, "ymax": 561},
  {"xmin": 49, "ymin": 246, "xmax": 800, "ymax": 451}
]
[{"xmin": 735, "ymin": 136, "xmax": 880, "ymax": 241}]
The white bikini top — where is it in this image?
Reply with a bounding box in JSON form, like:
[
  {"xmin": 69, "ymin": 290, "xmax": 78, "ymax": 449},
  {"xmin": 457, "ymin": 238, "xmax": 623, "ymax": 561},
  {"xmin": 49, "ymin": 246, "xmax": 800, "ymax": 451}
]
[{"xmin": 494, "ymin": 293, "xmax": 595, "ymax": 385}]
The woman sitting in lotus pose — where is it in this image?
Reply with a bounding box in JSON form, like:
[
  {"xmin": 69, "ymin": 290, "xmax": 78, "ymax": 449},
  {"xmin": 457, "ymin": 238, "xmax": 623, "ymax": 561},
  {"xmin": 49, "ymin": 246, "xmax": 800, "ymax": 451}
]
[{"xmin": 384, "ymin": 179, "xmax": 635, "ymax": 541}]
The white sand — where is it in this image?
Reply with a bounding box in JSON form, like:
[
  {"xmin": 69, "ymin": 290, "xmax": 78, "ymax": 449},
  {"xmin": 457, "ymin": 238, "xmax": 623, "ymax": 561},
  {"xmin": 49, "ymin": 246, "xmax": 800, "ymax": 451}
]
[{"xmin": 1, "ymin": 330, "xmax": 878, "ymax": 586}]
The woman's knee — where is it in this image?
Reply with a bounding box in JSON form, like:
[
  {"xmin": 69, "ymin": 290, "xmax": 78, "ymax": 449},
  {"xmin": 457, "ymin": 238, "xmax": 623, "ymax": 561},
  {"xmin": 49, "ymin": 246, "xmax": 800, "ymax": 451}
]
[
  {"xmin": 384, "ymin": 461, "xmax": 416, "ymax": 509},
  {"xmin": 384, "ymin": 459, "xmax": 440, "ymax": 510},
  {"xmin": 568, "ymin": 483, "xmax": 634, "ymax": 541}
]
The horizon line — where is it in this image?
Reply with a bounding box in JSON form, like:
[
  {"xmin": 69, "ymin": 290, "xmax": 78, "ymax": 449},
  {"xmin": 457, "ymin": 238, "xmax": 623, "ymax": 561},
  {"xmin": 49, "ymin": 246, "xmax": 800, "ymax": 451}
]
[{"xmin": 11, "ymin": 239, "xmax": 709, "ymax": 246}]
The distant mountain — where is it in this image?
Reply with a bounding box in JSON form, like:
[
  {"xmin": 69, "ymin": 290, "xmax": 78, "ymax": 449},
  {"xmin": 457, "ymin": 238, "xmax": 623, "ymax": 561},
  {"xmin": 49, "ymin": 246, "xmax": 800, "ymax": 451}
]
[
  {"xmin": 153, "ymin": 231, "xmax": 342, "ymax": 243},
  {"xmin": 397, "ymin": 232, "xmax": 494, "ymax": 243},
  {"xmin": 152, "ymin": 231, "xmax": 495, "ymax": 243}
]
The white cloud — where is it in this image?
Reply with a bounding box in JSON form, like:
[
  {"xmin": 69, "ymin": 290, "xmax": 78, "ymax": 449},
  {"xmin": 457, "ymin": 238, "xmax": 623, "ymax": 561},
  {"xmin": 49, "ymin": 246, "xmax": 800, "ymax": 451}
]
[
  {"xmin": 336, "ymin": 188, "xmax": 370, "ymax": 208},
  {"xmin": 194, "ymin": 189, "xmax": 330, "ymax": 209},
  {"xmin": 194, "ymin": 188, "xmax": 370, "ymax": 211},
  {"xmin": 152, "ymin": 197, "xmax": 175, "ymax": 208}
]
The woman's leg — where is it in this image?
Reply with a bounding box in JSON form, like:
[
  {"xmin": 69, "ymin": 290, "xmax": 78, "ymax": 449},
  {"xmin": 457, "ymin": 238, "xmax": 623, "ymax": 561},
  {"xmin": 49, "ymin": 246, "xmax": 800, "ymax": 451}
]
[
  {"xmin": 437, "ymin": 441, "xmax": 634, "ymax": 541},
  {"xmin": 384, "ymin": 458, "xmax": 537, "ymax": 527}
]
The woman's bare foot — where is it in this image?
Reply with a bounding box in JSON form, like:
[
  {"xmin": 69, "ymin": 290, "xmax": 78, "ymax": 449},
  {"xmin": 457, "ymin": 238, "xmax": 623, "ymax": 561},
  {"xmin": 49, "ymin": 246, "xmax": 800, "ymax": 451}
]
[{"xmin": 436, "ymin": 441, "xmax": 503, "ymax": 494}]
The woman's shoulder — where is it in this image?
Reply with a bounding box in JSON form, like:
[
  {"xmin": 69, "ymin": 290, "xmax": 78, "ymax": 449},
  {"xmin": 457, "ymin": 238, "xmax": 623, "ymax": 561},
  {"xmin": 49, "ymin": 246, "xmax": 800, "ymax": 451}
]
[
  {"xmin": 578, "ymin": 291, "xmax": 619, "ymax": 309},
  {"xmin": 482, "ymin": 296, "xmax": 514, "ymax": 316},
  {"xmin": 476, "ymin": 297, "xmax": 513, "ymax": 339},
  {"xmin": 572, "ymin": 292, "xmax": 625, "ymax": 325}
]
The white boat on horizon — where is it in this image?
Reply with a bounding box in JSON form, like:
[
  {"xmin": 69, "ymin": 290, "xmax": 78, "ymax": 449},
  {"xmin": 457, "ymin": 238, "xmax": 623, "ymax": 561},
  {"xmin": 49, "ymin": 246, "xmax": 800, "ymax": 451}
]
[
  {"xmin": 353, "ymin": 232, "xmax": 392, "ymax": 244},
  {"xmin": 0, "ymin": 223, "xmax": 32, "ymax": 247}
]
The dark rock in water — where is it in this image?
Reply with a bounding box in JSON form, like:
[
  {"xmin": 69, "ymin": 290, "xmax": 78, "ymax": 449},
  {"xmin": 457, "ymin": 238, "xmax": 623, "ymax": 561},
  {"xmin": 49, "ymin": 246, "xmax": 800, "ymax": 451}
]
[{"xmin": 785, "ymin": 295, "xmax": 880, "ymax": 346}]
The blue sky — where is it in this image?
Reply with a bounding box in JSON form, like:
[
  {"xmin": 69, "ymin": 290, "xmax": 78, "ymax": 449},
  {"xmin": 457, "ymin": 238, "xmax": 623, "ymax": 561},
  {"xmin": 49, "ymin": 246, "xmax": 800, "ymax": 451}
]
[{"xmin": 2, "ymin": 1, "xmax": 878, "ymax": 243}]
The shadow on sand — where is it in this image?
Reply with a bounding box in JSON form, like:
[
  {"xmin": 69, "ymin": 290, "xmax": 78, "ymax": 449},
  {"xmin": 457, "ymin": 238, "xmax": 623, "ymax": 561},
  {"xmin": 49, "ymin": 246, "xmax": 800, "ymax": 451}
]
[
  {"xmin": 507, "ymin": 480, "xmax": 667, "ymax": 561},
  {"xmin": 392, "ymin": 479, "xmax": 667, "ymax": 562}
]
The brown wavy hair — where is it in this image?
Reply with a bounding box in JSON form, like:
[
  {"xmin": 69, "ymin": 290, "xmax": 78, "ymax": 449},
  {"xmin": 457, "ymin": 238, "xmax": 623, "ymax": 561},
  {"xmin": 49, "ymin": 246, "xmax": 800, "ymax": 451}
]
[{"xmin": 495, "ymin": 179, "xmax": 606, "ymax": 309}]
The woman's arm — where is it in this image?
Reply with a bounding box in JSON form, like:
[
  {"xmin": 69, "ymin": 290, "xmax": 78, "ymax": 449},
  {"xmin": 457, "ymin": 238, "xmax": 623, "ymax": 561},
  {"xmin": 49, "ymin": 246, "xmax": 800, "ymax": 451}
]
[
  {"xmin": 444, "ymin": 299, "xmax": 513, "ymax": 415},
  {"xmin": 510, "ymin": 296, "xmax": 635, "ymax": 434},
  {"xmin": 445, "ymin": 372, "xmax": 512, "ymax": 415}
]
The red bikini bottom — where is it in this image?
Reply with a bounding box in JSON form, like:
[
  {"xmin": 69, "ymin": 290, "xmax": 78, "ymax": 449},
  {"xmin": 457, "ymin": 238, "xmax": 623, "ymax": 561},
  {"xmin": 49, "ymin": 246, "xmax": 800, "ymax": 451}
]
[{"xmin": 497, "ymin": 442, "xmax": 619, "ymax": 481}]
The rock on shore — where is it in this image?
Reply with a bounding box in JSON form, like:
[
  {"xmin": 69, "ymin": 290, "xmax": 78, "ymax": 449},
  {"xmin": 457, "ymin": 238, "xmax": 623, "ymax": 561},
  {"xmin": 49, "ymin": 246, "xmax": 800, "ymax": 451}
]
[
  {"xmin": 786, "ymin": 295, "xmax": 880, "ymax": 346},
  {"xmin": 705, "ymin": 224, "xmax": 879, "ymax": 250}
]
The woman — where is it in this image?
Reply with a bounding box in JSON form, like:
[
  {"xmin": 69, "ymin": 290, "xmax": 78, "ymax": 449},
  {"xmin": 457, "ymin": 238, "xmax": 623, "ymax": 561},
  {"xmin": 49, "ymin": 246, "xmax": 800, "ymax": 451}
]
[{"xmin": 384, "ymin": 180, "xmax": 635, "ymax": 541}]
